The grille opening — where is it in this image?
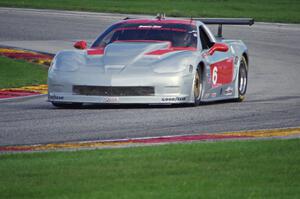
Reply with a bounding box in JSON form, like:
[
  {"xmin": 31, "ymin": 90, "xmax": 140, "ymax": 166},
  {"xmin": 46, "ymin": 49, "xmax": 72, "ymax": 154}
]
[{"xmin": 73, "ymin": 85, "xmax": 154, "ymax": 96}]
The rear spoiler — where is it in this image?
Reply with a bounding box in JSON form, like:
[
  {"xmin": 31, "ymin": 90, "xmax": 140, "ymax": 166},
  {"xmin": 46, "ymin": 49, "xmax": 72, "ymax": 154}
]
[{"xmin": 193, "ymin": 18, "xmax": 254, "ymax": 37}]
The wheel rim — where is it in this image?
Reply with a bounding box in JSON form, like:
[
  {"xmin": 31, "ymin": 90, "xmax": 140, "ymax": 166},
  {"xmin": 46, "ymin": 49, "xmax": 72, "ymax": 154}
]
[
  {"xmin": 239, "ymin": 64, "xmax": 247, "ymax": 95},
  {"xmin": 194, "ymin": 71, "xmax": 201, "ymax": 100}
]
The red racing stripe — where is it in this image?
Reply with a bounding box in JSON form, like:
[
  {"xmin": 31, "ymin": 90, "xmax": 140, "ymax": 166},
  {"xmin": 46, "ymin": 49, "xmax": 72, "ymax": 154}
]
[
  {"xmin": 87, "ymin": 48, "xmax": 104, "ymax": 55},
  {"xmin": 146, "ymin": 47, "xmax": 196, "ymax": 55}
]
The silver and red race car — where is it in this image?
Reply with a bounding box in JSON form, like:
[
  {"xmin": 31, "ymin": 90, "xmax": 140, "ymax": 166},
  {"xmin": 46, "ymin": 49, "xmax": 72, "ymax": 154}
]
[{"xmin": 48, "ymin": 15, "xmax": 254, "ymax": 107}]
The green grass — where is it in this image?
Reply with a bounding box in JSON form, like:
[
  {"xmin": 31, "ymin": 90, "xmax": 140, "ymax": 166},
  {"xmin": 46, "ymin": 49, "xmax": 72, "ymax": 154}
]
[
  {"xmin": 0, "ymin": 139, "xmax": 299, "ymax": 199},
  {"xmin": 0, "ymin": 0, "xmax": 300, "ymax": 23},
  {"xmin": 0, "ymin": 56, "xmax": 47, "ymax": 89}
]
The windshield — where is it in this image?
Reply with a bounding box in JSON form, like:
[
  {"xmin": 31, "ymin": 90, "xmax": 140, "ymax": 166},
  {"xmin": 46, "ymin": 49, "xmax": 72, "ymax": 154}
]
[{"xmin": 91, "ymin": 22, "xmax": 198, "ymax": 48}]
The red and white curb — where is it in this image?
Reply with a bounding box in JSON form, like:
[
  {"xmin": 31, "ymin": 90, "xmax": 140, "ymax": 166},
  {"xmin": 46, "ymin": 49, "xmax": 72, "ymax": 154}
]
[
  {"xmin": 1, "ymin": 127, "xmax": 299, "ymax": 152},
  {"xmin": 0, "ymin": 85, "xmax": 48, "ymax": 100},
  {"xmin": 0, "ymin": 47, "xmax": 53, "ymax": 66},
  {"xmin": 0, "ymin": 46, "xmax": 52, "ymax": 100}
]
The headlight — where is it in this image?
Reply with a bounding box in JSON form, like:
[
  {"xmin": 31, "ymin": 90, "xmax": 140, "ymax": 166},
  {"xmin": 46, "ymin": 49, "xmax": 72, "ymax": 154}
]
[
  {"xmin": 52, "ymin": 61, "xmax": 79, "ymax": 72},
  {"xmin": 51, "ymin": 51, "xmax": 82, "ymax": 72}
]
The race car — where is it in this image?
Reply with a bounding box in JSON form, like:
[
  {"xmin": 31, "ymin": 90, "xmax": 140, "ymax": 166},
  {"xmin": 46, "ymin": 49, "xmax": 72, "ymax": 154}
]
[{"xmin": 48, "ymin": 15, "xmax": 254, "ymax": 107}]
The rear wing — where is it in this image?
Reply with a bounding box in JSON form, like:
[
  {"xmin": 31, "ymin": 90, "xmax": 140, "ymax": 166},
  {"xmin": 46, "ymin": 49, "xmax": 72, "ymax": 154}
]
[{"xmin": 193, "ymin": 18, "xmax": 254, "ymax": 37}]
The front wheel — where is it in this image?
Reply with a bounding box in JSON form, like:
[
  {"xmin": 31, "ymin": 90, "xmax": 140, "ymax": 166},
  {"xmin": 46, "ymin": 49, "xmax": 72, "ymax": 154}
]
[
  {"xmin": 236, "ymin": 57, "xmax": 248, "ymax": 102},
  {"xmin": 193, "ymin": 68, "xmax": 203, "ymax": 106}
]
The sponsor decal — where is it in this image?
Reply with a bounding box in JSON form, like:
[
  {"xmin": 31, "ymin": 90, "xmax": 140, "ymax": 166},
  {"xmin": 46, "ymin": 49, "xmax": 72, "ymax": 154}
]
[
  {"xmin": 49, "ymin": 94, "xmax": 64, "ymax": 100},
  {"xmin": 211, "ymin": 93, "xmax": 217, "ymax": 98},
  {"xmin": 210, "ymin": 58, "xmax": 234, "ymax": 87},
  {"xmin": 224, "ymin": 87, "xmax": 233, "ymax": 96},
  {"xmin": 103, "ymin": 97, "xmax": 119, "ymax": 103},
  {"xmin": 204, "ymin": 93, "xmax": 210, "ymax": 99},
  {"xmin": 139, "ymin": 25, "xmax": 162, "ymax": 29},
  {"xmin": 162, "ymin": 97, "xmax": 186, "ymax": 102},
  {"xmin": 212, "ymin": 66, "xmax": 218, "ymax": 85}
]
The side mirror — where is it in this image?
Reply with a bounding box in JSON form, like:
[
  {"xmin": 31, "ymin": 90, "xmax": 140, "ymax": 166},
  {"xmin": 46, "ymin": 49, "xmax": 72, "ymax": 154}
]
[
  {"xmin": 208, "ymin": 43, "xmax": 229, "ymax": 55},
  {"xmin": 74, "ymin": 40, "xmax": 87, "ymax": 50}
]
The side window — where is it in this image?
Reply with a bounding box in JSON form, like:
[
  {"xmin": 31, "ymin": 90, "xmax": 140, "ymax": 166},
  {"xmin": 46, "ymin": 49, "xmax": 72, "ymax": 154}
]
[
  {"xmin": 99, "ymin": 30, "xmax": 115, "ymax": 47},
  {"xmin": 199, "ymin": 26, "xmax": 214, "ymax": 50}
]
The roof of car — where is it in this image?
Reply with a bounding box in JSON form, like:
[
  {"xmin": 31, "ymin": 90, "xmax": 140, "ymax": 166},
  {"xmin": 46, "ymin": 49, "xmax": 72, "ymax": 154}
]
[{"xmin": 118, "ymin": 19, "xmax": 196, "ymax": 26}]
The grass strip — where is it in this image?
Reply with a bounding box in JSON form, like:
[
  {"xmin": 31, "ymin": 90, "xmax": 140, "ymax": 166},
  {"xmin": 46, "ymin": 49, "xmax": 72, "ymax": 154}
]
[
  {"xmin": 0, "ymin": 0, "xmax": 300, "ymax": 23},
  {"xmin": 0, "ymin": 139, "xmax": 299, "ymax": 198},
  {"xmin": 0, "ymin": 56, "xmax": 47, "ymax": 89}
]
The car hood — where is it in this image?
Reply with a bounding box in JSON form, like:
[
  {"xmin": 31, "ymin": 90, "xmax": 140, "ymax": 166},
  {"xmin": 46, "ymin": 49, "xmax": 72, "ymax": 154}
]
[
  {"xmin": 102, "ymin": 41, "xmax": 170, "ymax": 66},
  {"xmin": 53, "ymin": 41, "xmax": 197, "ymax": 74}
]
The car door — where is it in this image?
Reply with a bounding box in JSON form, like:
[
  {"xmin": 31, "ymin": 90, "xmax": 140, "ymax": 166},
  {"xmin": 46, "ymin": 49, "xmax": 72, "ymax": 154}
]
[{"xmin": 199, "ymin": 26, "xmax": 234, "ymax": 91}]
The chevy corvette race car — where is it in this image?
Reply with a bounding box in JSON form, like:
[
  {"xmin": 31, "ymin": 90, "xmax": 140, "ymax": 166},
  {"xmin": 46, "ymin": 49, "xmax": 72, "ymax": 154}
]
[{"xmin": 48, "ymin": 15, "xmax": 254, "ymax": 107}]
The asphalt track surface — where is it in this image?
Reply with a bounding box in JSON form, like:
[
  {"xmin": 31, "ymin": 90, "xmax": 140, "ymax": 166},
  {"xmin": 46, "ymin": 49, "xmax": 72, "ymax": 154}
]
[{"xmin": 0, "ymin": 8, "xmax": 300, "ymax": 146}]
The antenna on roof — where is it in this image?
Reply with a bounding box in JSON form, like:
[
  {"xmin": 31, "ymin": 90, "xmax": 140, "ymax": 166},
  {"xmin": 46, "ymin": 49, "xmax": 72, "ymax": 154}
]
[
  {"xmin": 217, "ymin": 24, "xmax": 223, "ymax": 38},
  {"xmin": 156, "ymin": 13, "xmax": 166, "ymax": 20},
  {"xmin": 123, "ymin": 17, "xmax": 136, "ymax": 20}
]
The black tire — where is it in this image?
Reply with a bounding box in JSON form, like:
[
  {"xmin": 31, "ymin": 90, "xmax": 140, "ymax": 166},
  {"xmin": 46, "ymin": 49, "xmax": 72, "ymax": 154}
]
[
  {"xmin": 236, "ymin": 57, "xmax": 248, "ymax": 102},
  {"xmin": 52, "ymin": 102, "xmax": 83, "ymax": 108},
  {"xmin": 193, "ymin": 67, "xmax": 203, "ymax": 106}
]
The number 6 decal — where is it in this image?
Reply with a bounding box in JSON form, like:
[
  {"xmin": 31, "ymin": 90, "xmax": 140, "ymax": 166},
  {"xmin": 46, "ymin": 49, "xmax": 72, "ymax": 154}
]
[{"xmin": 212, "ymin": 66, "xmax": 218, "ymax": 85}]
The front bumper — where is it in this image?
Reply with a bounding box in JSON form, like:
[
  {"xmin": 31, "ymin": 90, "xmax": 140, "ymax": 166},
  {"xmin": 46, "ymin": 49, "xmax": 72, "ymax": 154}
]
[
  {"xmin": 48, "ymin": 93, "xmax": 191, "ymax": 104},
  {"xmin": 48, "ymin": 70, "xmax": 194, "ymax": 104}
]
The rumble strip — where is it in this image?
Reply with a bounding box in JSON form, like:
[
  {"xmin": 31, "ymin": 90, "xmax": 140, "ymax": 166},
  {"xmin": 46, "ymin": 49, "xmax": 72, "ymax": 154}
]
[{"xmin": 1, "ymin": 127, "xmax": 299, "ymax": 153}]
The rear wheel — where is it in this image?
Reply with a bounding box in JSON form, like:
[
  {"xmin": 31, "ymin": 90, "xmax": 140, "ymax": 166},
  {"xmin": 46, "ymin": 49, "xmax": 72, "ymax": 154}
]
[
  {"xmin": 236, "ymin": 57, "xmax": 248, "ymax": 102},
  {"xmin": 193, "ymin": 67, "xmax": 203, "ymax": 106},
  {"xmin": 52, "ymin": 102, "xmax": 83, "ymax": 108}
]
